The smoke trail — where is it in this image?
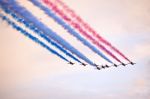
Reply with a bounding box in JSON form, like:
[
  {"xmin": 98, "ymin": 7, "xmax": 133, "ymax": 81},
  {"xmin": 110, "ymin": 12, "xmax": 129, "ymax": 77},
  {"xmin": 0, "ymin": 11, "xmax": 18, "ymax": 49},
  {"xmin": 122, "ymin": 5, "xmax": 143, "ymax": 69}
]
[
  {"xmin": 41, "ymin": 0, "xmax": 122, "ymax": 63},
  {"xmin": 0, "ymin": 13, "xmax": 69, "ymax": 62},
  {"xmin": 50, "ymin": 0, "xmax": 131, "ymax": 62},
  {"xmin": 0, "ymin": 0, "xmax": 96, "ymax": 66},
  {"xmin": 0, "ymin": 6, "xmax": 82, "ymax": 64},
  {"xmin": 30, "ymin": 0, "xmax": 113, "ymax": 63}
]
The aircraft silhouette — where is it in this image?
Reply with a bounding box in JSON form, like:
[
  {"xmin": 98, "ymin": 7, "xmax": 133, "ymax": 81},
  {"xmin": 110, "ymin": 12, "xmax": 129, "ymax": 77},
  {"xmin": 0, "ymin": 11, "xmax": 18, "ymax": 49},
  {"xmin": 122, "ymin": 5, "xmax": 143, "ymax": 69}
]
[
  {"xmin": 81, "ymin": 63, "xmax": 87, "ymax": 66},
  {"xmin": 105, "ymin": 65, "xmax": 110, "ymax": 68},
  {"xmin": 96, "ymin": 66, "xmax": 101, "ymax": 70},
  {"xmin": 93, "ymin": 64, "xmax": 101, "ymax": 70},
  {"xmin": 121, "ymin": 63, "xmax": 126, "ymax": 66},
  {"xmin": 130, "ymin": 62, "xmax": 136, "ymax": 65},
  {"xmin": 101, "ymin": 65, "xmax": 106, "ymax": 69},
  {"xmin": 68, "ymin": 61, "xmax": 75, "ymax": 65},
  {"xmin": 113, "ymin": 64, "xmax": 118, "ymax": 67}
]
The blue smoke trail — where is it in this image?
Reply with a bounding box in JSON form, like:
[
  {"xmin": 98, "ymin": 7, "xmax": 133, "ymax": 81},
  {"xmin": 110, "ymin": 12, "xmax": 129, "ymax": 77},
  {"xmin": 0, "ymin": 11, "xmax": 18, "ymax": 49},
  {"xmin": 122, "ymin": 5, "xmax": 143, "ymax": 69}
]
[
  {"xmin": 0, "ymin": 0, "xmax": 96, "ymax": 66},
  {"xmin": 0, "ymin": 13, "xmax": 69, "ymax": 62},
  {"xmin": 0, "ymin": 6, "xmax": 82, "ymax": 64},
  {"xmin": 30, "ymin": 0, "xmax": 112, "ymax": 63}
]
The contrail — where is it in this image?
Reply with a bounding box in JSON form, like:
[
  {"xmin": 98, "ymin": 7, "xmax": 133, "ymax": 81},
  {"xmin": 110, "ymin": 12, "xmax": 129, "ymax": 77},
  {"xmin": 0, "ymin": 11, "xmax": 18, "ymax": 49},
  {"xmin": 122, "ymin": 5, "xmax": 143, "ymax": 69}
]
[
  {"xmin": 41, "ymin": 0, "xmax": 122, "ymax": 63},
  {"xmin": 0, "ymin": 13, "xmax": 69, "ymax": 62},
  {"xmin": 30, "ymin": 0, "xmax": 113, "ymax": 63},
  {"xmin": 0, "ymin": 6, "xmax": 82, "ymax": 64},
  {"xmin": 0, "ymin": 0, "xmax": 96, "ymax": 66},
  {"xmin": 48, "ymin": 0, "xmax": 131, "ymax": 62}
]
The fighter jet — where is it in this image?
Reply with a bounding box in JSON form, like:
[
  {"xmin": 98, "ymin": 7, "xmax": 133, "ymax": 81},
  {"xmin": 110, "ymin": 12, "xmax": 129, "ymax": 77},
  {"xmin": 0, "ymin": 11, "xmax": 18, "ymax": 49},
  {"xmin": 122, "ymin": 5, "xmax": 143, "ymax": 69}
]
[
  {"xmin": 113, "ymin": 64, "xmax": 118, "ymax": 67},
  {"xmin": 81, "ymin": 63, "xmax": 87, "ymax": 66},
  {"xmin": 101, "ymin": 65, "xmax": 106, "ymax": 69},
  {"xmin": 94, "ymin": 64, "xmax": 101, "ymax": 70},
  {"xmin": 96, "ymin": 66, "xmax": 101, "ymax": 70},
  {"xmin": 68, "ymin": 61, "xmax": 75, "ymax": 65},
  {"xmin": 121, "ymin": 63, "xmax": 126, "ymax": 66},
  {"xmin": 105, "ymin": 65, "xmax": 110, "ymax": 68},
  {"xmin": 130, "ymin": 62, "xmax": 136, "ymax": 65}
]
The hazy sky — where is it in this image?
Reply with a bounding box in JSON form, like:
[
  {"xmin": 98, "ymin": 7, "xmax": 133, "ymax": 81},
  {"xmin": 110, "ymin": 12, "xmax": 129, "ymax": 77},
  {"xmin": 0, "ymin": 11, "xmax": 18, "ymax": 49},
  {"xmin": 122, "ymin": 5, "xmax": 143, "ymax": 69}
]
[{"xmin": 0, "ymin": 0, "xmax": 150, "ymax": 99}]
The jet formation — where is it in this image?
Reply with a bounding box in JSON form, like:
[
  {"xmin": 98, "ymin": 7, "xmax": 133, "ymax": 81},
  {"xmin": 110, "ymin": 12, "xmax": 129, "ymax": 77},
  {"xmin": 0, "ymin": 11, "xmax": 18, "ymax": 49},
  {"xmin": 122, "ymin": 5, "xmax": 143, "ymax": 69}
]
[
  {"xmin": 68, "ymin": 61, "xmax": 136, "ymax": 70},
  {"xmin": 95, "ymin": 61, "xmax": 136, "ymax": 70}
]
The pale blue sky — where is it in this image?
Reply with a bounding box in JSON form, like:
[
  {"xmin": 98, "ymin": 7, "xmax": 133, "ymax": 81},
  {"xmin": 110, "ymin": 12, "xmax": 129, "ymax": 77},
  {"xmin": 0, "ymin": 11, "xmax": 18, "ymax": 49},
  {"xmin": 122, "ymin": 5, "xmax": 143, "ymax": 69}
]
[{"xmin": 0, "ymin": 0, "xmax": 150, "ymax": 99}]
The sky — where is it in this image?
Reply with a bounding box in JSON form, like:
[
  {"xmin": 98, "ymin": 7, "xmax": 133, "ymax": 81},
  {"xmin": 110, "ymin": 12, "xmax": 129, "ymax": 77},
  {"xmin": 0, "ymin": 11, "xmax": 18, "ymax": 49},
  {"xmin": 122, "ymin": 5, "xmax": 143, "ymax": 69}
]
[{"xmin": 0, "ymin": 0, "xmax": 150, "ymax": 99}]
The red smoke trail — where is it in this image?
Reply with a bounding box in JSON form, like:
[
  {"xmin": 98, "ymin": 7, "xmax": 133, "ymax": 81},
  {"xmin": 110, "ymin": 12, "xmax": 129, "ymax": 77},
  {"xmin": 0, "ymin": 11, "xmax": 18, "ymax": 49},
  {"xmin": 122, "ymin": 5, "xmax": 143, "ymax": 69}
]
[
  {"xmin": 42, "ymin": 0, "xmax": 122, "ymax": 63},
  {"xmin": 47, "ymin": 0, "xmax": 131, "ymax": 62}
]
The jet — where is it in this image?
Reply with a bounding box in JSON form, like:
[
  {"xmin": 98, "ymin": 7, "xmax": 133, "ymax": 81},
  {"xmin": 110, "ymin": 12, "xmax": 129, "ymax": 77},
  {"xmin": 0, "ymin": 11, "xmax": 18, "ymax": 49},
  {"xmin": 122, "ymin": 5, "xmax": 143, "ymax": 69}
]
[
  {"xmin": 81, "ymin": 63, "xmax": 87, "ymax": 66},
  {"xmin": 101, "ymin": 65, "xmax": 106, "ymax": 69},
  {"xmin": 114, "ymin": 64, "xmax": 118, "ymax": 67},
  {"xmin": 105, "ymin": 65, "xmax": 109, "ymax": 68},
  {"xmin": 130, "ymin": 62, "xmax": 136, "ymax": 65},
  {"xmin": 121, "ymin": 63, "xmax": 126, "ymax": 66},
  {"xmin": 94, "ymin": 64, "xmax": 101, "ymax": 70},
  {"xmin": 96, "ymin": 66, "xmax": 101, "ymax": 70},
  {"xmin": 68, "ymin": 61, "xmax": 75, "ymax": 65}
]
